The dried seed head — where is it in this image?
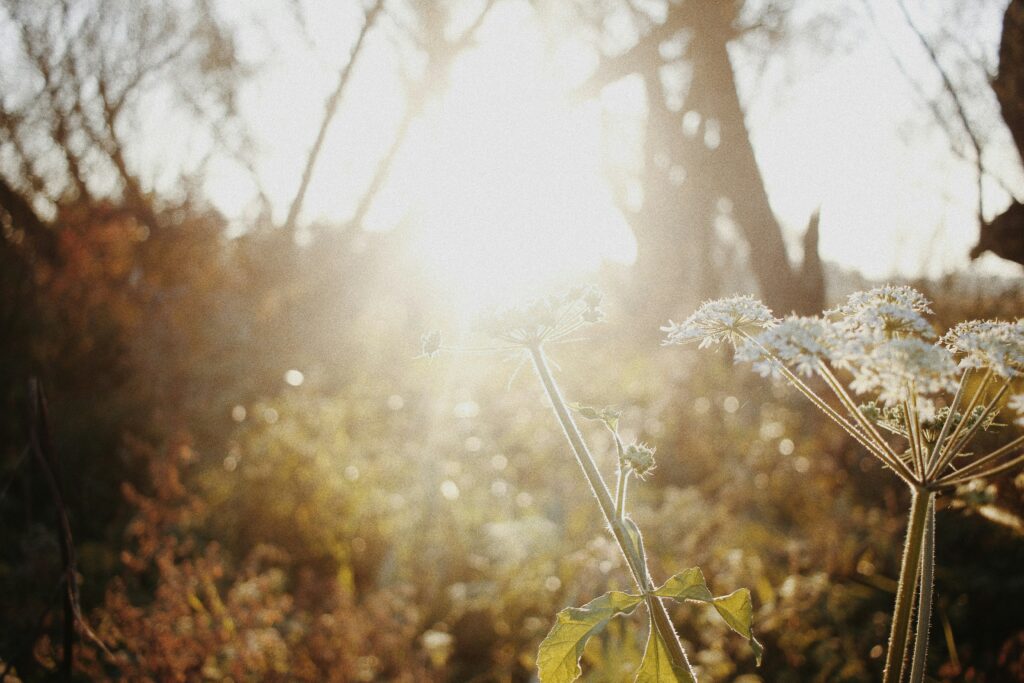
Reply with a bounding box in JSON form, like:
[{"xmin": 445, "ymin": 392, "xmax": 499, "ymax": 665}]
[{"xmin": 830, "ymin": 285, "xmax": 936, "ymax": 340}]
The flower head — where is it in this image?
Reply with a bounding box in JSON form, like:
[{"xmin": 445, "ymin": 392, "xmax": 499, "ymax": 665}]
[
  {"xmin": 477, "ymin": 285, "xmax": 604, "ymax": 346},
  {"xmin": 622, "ymin": 442, "xmax": 657, "ymax": 479},
  {"xmin": 738, "ymin": 315, "xmax": 834, "ymax": 377},
  {"xmin": 662, "ymin": 296, "xmax": 776, "ymax": 350},
  {"xmin": 940, "ymin": 319, "xmax": 1024, "ymax": 379},
  {"xmin": 847, "ymin": 337, "xmax": 957, "ymax": 406},
  {"xmin": 830, "ymin": 285, "xmax": 935, "ymax": 340}
]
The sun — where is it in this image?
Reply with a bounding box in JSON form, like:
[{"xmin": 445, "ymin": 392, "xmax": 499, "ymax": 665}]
[{"xmin": 391, "ymin": 7, "xmax": 635, "ymax": 314}]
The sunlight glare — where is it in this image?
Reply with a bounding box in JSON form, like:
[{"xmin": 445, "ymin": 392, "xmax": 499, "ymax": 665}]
[{"xmin": 398, "ymin": 9, "xmax": 635, "ymax": 313}]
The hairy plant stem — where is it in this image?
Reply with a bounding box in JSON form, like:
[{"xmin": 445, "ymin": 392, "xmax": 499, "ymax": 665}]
[
  {"xmin": 883, "ymin": 488, "xmax": 933, "ymax": 683},
  {"xmin": 937, "ymin": 434, "xmax": 1024, "ymax": 487},
  {"xmin": 909, "ymin": 496, "xmax": 937, "ymax": 683},
  {"xmin": 615, "ymin": 464, "xmax": 629, "ymax": 521},
  {"xmin": 527, "ymin": 344, "xmax": 696, "ymax": 680},
  {"xmin": 924, "ymin": 369, "xmax": 970, "ymax": 478},
  {"xmin": 937, "ymin": 381, "xmax": 1009, "ymax": 468},
  {"xmin": 740, "ymin": 333, "xmax": 915, "ymax": 484}
]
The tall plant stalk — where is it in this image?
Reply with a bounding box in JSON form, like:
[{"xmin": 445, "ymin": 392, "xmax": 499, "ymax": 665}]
[
  {"xmin": 909, "ymin": 496, "xmax": 937, "ymax": 683},
  {"xmin": 527, "ymin": 343, "xmax": 696, "ymax": 678},
  {"xmin": 430, "ymin": 286, "xmax": 762, "ymax": 681},
  {"xmin": 883, "ymin": 489, "xmax": 933, "ymax": 683},
  {"xmin": 664, "ymin": 287, "xmax": 1024, "ymax": 683}
]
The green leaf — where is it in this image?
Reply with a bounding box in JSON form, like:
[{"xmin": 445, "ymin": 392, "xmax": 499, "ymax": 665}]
[
  {"xmin": 712, "ymin": 589, "xmax": 753, "ymax": 638},
  {"xmin": 713, "ymin": 588, "xmax": 763, "ymax": 665},
  {"xmin": 653, "ymin": 568, "xmax": 713, "ymax": 602},
  {"xmin": 568, "ymin": 402, "xmax": 621, "ymax": 430},
  {"xmin": 537, "ymin": 591, "xmax": 644, "ymax": 683},
  {"xmin": 653, "ymin": 571, "xmax": 763, "ymax": 666},
  {"xmin": 634, "ymin": 616, "xmax": 695, "ymax": 683}
]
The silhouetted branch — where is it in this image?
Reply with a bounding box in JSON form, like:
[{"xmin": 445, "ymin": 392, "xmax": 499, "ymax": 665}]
[
  {"xmin": 860, "ymin": 0, "xmax": 1020, "ymax": 202},
  {"xmin": 894, "ymin": 0, "xmax": 986, "ymax": 226},
  {"xmin": 26, "ymin": 379, "xmax": 111, "ymax": 680},
  {"xmin": 27, "ymin": 379, "xmax": 75, "ymax": 681},
  {"xmin": 283, "ymin": 0, "xmax": 385, "ymax": 234},
  {"xmin": 350, "ymin": 0, "xmax": 498, "ymax": 229}
]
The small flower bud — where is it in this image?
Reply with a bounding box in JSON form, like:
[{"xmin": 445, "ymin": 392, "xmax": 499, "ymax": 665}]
[{"xmin": 623, "ymin": 442, "xmax": 657, "ymax": 479}]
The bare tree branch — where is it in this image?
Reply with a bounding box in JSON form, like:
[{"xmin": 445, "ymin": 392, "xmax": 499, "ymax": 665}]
[
  {"xmin": 860, "ymin": 0, "xmax": 1021, "ymax": 202},
  {"xmin": 349, "ymin": 0, "xmax": 498, "ymax": 230},
  {"xmin": 283, "ymin": 0, "xmax": 385, "ymax": 234},
  {"xmin": 894, "ymin": 0, "xmax": 987, "ymax": 226}
]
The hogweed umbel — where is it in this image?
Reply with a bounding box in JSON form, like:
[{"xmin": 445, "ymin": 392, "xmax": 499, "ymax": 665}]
[{"xmin": 665, "ymin": 285, "xmax": 1024, "ymax": 683}]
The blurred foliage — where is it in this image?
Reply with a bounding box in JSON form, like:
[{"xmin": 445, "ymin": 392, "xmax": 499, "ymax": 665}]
[{"xmin": 2, "ymin": 192, "xmax": 1024, "ymax": 682}]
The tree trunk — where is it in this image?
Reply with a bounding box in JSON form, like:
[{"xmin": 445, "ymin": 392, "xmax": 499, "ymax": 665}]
[
  {"xmin": 590, "ymin": 2, "xmax": 825, "ymax": 323},
  {"xmin": 687, "ymin": 3, "xmax": 823, "ymax": 315},
  {"xmin": 973, "ymin": 0, "xmax": 1024, "ymax": 266}
]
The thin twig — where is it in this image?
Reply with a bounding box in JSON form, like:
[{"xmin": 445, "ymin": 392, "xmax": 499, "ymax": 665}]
[
  {"xmin": 894, "ymin": 0, "xmax": 987, "ymax": 225},
  {"xmin": 28, "ymin": 379, "xmax": 75, "ymax": 681},
  {"xmin": 859, "ymin": 0, "xmax": 1021, "ymax": 203},
  {"xmin": 283, "ymin": 0, "xmax": 385, "ymax": 233}
]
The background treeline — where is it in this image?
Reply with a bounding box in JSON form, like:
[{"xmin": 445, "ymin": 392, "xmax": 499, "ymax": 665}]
[{"xmin": 2, "ymin": 0, "xmax": 1024, "ymax": 681}]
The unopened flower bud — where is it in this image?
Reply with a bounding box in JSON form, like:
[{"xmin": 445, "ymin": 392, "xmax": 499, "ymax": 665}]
[{"xmin": 623, "ymin": 442, "xmax": 657, "ymax": 479}]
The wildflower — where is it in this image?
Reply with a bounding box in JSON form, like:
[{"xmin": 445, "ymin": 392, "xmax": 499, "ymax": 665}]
[
  {"xmin": 477, "ymin": 285, "xmax": 603, "ymax": 345},
  {"xmin": 830, "ymin": 285, "xmax": 935, "ymax": 340},
  {"xmin": 738, "ymin": 315, "xmax": 833, "ymax": 377},
  {"xmin": 622, "ymin": 442, "xmax": 657, "ymax": 479},
  {"xmin": 670, "ymin": 284, "xmax": 1024, "ymax": 683},
  {"xmin": 847, "ymin": 337, "xmax": 956, "ymax": 406},
  {"xmin": 662, "ymin": 296, "xmax": 775, "ymax": 350},
  {"xmin": 940, "ymin": 319, "xmax": 1024, "ymax": 379}
]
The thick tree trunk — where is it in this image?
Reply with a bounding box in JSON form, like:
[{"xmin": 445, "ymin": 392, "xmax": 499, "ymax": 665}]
[
  {"xmin": 589, "ymin": 2, "xmax": 824, "ymax": 322},
  {"xmin": 688, "ymin": 3, "xmax": 823, "ymax": 315},
  {"xmin": 974, "ymin": 0, "xmax": 1024, "ymax": 266}
]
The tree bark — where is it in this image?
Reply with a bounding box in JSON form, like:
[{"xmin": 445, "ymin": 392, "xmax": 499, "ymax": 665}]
[
  {"xmin": 691, "ymin": 4, "xmax": 823, "ymax": 315},
  {"xmin": 973, "ymin": 0, "xmax": 1024, "ymax": 266},
  {"xmin": 589, "ymin": 2, "xmax": 824, "ymax": 322}
]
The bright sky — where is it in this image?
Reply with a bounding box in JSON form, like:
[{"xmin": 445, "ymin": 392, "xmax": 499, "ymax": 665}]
[{"xmin": 196, "ymin": 0, "xmax": 1023, "ymax": 310}]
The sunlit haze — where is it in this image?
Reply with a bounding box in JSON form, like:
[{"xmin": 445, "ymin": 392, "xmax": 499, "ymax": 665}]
[{"xmin": 182, "ymin": 1, "xmax": 1024, "ymax": 313}]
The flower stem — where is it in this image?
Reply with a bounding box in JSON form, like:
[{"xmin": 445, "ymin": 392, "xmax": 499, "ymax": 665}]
[
  {"xmin": 909, "ymin": 495, "xmax": 936, "ymax": 683},
  {"xmin": 527, "ymin": 344, "xmax": 696, "ymax": 680},
  {"xmin": 883, "ymin": 488, "xmax": 932, "ymax": 683},
  {"xmin": 615, "ymin": 462, "xmax": 629, "ymax": 521}
]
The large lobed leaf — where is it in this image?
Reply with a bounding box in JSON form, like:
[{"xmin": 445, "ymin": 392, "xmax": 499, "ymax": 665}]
[
  {"xmin": 634, "ymin": 615, "xmax": 696, "ymax": 683},
  {"xmin": 537, "ymin": 591, "xmax": 644, "ymax": 683},
  {"xmin": 655, "ymin": 568, "xmax": 764, "ymax": 666}
]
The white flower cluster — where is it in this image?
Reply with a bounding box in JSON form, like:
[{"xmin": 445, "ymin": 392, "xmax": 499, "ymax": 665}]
[
  {"xmin": 941, "ymin": 319, "xmax": 1024, "ymax": 379},
  {"xmin": 736, "ymin": 315, "xmax": 831, "ymax": 378},
  {"xmin": 670, "ymin": 284, "xmax": 1024, "ymax": 489},
  {"xmin": 477, "ymin": 285, "xmax": 604, "ymax": 345},
  {"xmin": 661, "ymin": 296, "xmax": 776, "ymax": 350},
  {"xmin": 829, "ymin": 285, "xmax": 936, "ymax": 340},
  {"xmin": 846, "ymin": 337, "xmax": 957, "ymax": 406},
  {"xmin": 669, "ymin": 286, "xmax": 1022, "ymax": 410}
]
